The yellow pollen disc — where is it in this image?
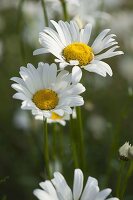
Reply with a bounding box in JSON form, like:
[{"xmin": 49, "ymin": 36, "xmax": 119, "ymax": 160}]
[
  {"xmin": 63, "ymin": 42, "xmax": 94, "ymax": 66},
  {"xmin": 32, "ymin": 89, "xmax": 59, "ymax": 110},
  {"xmin": 51, "ymin": 112, "xmax": 63, "ymax": 120}
]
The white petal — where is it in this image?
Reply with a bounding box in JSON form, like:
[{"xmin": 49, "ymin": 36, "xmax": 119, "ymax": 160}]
[
  {"xmin": 81, "ymin": 23, "xmax": 92, "ymax": 44},
  {"xmin": 81, "ymin": 177, "xmax": 99, "ymax": 200},
  {"xmin": 33, "ymin": 189, "xmax": 53, "ymax": 200},
  {"xmin": 39, "ymin": 180, "xmax": 58, "ymax": 200},
  {"xmin": 85, "ymin": 60, "xmax": 112, "ymax": 77},
  {"xmin": 73, "ymin": 169, "xmax": 84, "ymax": 200},
  {"xmin": 91, "ymin": 29, "xmax": 110, "ymax": 51},
  {"xmin": 59, "ymin": 62, "xmax": 69, "ymax": 69},
  {"xmin": 52, "ymin": 172, "xmax": 73, "ymax": 200},
  {"xmin": 13, "ymin": 93, "xmax": 27, "ymax": 100},
  {"xmin": 58, "ymin": 21, "xmax": 72, "ymax": 44},
  {"xmin": 69, "ymin": 21, "xmax": 80, "ymax": 42},
  {"xmin": 33, "ymin": 48, "xmax": 49, "ymax": 55},
  {"xmin": 59, "ymin": 96, "xmax": 84, "ymax": 107},
  {"xmin": 53, "ymin": 109, "xmax": 64, "ymax": 116},
  {"xmin": 50, "ymin": 20, "xmax": 67, "ymax": 46},
  {"xmin": 95, "ymin": 46, "xmax": 124, "ymax": 60},
  {"xmin": 69, "ymin": 60, "xmax": 79, "ymax": 66},
  {"xmin": 95, "ymin": 189, "xmax": 111, "ymax": 200},
  {"xmin": 72, "ymin": 66, "xmax": 82, "ymax": 84}
]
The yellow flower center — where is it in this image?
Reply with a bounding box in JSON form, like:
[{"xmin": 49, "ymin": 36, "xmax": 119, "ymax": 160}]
[
  {"xmin": 63, "ymin": 42, "xmax": 94, "ymax": 66},
  {"xmin": 32, "ymin": 89, "xmax": 59, "ymax": 110},
  {"xmin": 51, "ymin": 112, "xmax": 63, "ymax": 120}
]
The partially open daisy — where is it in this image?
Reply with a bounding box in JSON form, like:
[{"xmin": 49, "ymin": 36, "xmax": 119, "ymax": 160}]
[
  {"xmin": 34, "ymin": 20, "xmax": 124, "ymax": 77},
  {"xmin": 35, "ymin": 108, "xmax": 76, "ymax": 126},
  {"xmin": 35, "ymin": 111, "xmax": 70, "ymax": 126},
  {"xmin": 33, "ymin": 168, "xmax": 119, "ymax": 200},
  {"xmin": 11, "ymin": 63, "xmax": 85, "ymax": 118}
]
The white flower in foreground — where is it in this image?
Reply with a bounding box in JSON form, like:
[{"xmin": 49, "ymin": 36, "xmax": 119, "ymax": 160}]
[
  {"xmin": 11, "ymin": 63, "xmax": 85, "ymax": 118},
  {"xmin": 34, "ymin": 20, "xmax": 124, "ymax": 77},
  {"xmin": 35, "ymin": 108, "xmax": 76, "ymax": 126},
  {"xmin": 33, "ymin": 169, "xmax": 119, "ymax": 200}
]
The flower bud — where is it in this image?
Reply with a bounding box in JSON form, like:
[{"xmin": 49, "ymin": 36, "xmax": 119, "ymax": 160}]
[
  {"xmin": 128, "ymin": 146, "xmax": 133, "ymax": 160},
  {"xmin": 119, "ymin": 142, "xmax": 131, "ymax": 161}
]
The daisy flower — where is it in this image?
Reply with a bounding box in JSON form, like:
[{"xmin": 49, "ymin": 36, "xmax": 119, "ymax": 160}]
[
  {"xmin": 34, "ymin": 20, "xmax": 124, "ymax": 77},
  {"xmin": 35, "ymin": 108, "xmax": 76, "ymax": 126},
  {"xmin": 11, "ymin": 63, "xmax": 85, "ymax": 118},
  {"xmin": 33, "ymin": 168, "xmax": 119, "ymax": 200},
  {"xmin": 35, "ymin": 111, "xmax": 70, "ymax": 126}
]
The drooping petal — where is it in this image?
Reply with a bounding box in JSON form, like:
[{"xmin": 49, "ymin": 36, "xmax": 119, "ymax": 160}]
[{"xmin": 73, "ymin": 169, "xmax": 84, "ymax": 200}]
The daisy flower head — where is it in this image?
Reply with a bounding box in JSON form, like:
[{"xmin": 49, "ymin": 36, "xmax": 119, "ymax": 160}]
[
  {"xmin": 35, "ymin": 111, "xmax": 70, "ymax": 126},
  {"xmin": 33, "ymin": 168, "xmax": 119, "ymax": 200},
  {"xmin": 11, "ymin": 63, "xmax": 85, "ymax": 118},
  {"xmin": 34, "ymin": 20, "xmax": 124, "ymax": 77},
  {"xmin": 35, "ymin": 108, "xmax": 76, "ymax": 126}
]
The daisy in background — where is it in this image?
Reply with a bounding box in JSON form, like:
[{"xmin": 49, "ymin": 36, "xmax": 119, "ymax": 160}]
[
  {"xmin": 74, "ymin": 0, "xmax": 111, "ymax": 27},
  {"xmin": 35, "ymin": 108, "xmax": 76, "ymax": 126},
  {"xmin": 43, "ymin": 0, "xmax": 80, "ymax": 21},
  {"xmin": 34, "ymin": 20, "xmax": 124, "ymax": 77},
  {"xmin": 46, "ymin": 0, "xmax": 80, "ymax": 6},
  {"xmin": 11, "ymin": 63, "xmax": 85, "ymax": 118},
  {"xmin": 34, "ymin": 168, "xmax": 119, "ymax": 200}
]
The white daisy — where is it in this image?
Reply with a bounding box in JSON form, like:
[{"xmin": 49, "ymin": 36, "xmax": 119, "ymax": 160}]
[
  {"xmin": 34, "ymin": 20, "xmax": 124, "ymax": 77},
  {"xmin": 33, "ymin": 168, "xmax": 119, "ymax": 200},
  {"xmin": 35, "ymin": 111, "xmax": 70, "ymax": 126},
  {"xmin": 11, "ymin": 63, "xmax": 85, "ymax": 118},
  {"xmin": 35, "ymin": 108, "xmax": 76, "ymax": 126}
]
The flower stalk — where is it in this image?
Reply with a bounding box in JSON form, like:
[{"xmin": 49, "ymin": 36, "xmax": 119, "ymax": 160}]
[
  {"xmin": 41, "ymin": 0, "xmax": 49, "ymax": 26},
  {"xmin": 59, "ymin": 0, "xmax": 69, "ymax": 21},
  {"xmin": 43, "ymin": 118, "xmax": 51, "ymax": 179},
  {"xmin": 76, "ymin": 107, "xmax": 86, "ymax": 172}
]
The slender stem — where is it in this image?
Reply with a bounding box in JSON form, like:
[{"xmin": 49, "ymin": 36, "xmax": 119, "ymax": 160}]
[
  {"xmin": 121, "ymin": 162, "xmax": 133, "ymax": 199},
  {"xmin": 52, "ymin": 124, "xmax": 57, "ymax": 161},
  {"xmin": 70, "ymin": 115, "xmax": 79, "ymax": 168},
  {"xmin": 60, "ymin": 0, "xmax": 69, "ymax": 21},
  {"xmin": 41, "ymin": 0, "xmax": 49, "ymax": 26},
  {"xmin": 17, "ymin": 0, "xmax": 26, "ymax": 63},
  {"xmin": 76, "ymin": 107, "xmax": 86, "ymax": 172},
  {"xmin": 43, "ymin": 118, "xmax": 51, "ymax": 179},
  {"xmin": 105, "ymin": 96, "xmax": 133, "ymax": 185},
  {"xmin": 116, "ymin": 161, "xmax": 126, "ymax": 197}
]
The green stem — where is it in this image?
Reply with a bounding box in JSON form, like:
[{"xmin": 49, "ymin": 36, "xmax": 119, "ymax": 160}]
[
  {"xmin": 116, "ymin": 161, "xmax": 126, "ymax": 197},
  {"xmin": 76, "ymin": 107, "xmax": 86, "ymax": 172},
  {"xmin": 41, "ymin": 0, "xmax": 49, "ymax": 26},
  {"xmin": 121, "ymin": 162, "xmax": 133, "ymax": 199},
  {"xmin": 105, "ymin": 96, "xmax": 133, "ymax": 185},
  {"xmin": 43, "ymin": 118, "xmax": 51, "ymax": 179},
  {"xmin": 17, "ymin": 0, "xmax": 26, "ymax": 63},
  {"xmin": 52, "ymin": 124, "xmax": 57, "ymax": 161},
  {"xmin": 60, "ymin": 0, "xmax": 69, "ymax": 21},
  {"xmin": 70, "ymin": 115, "xmax": 79, "ymax": 168}
]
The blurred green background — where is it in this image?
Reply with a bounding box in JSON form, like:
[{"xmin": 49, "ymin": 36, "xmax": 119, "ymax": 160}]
[{"xmin": 0, "ymin": 0, "xmax": 133, "ymax": 199}]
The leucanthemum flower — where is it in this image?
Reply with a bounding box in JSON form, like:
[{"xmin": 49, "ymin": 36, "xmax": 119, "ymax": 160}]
[
  {"xmin": 35, "ymin": 108, "xmax": 76, "ymax": 126},
  {"xmin": 11, "ymin": 63, "xmax": 85, "ymax": 118},
  {"xmin": 33, "ymin": 169, "xmax": 119, "ymax": 200},
  {"xmin": 34, "ymin": 20, "xmax": 124, "ymax": 77},
  {"xmin": 35, "ymin": 112, "xmax": 70, "ymax": 126}
]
